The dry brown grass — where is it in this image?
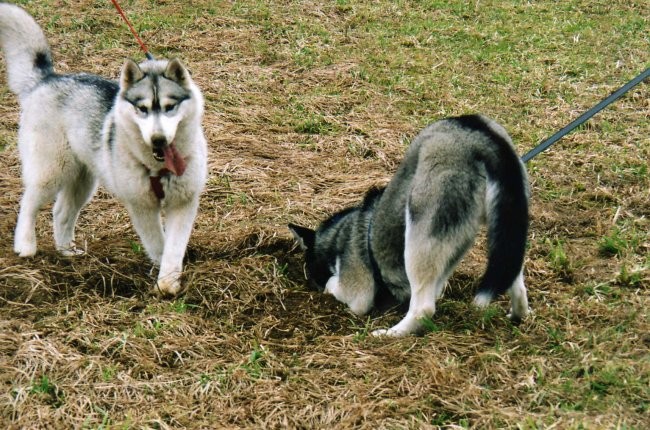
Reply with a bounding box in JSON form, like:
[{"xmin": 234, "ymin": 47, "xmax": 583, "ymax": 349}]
[{"xmin": 0, "ymin": 1, "xmax": 648, "ymax": 428}]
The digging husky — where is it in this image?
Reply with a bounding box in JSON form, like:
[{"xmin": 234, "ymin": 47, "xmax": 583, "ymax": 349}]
[
  {"xmin": 0, "ymin": 3, "xmax": 207, "ymax": 297},
  {"xmin": 290, "ymin": 114, "xmax": 530, "ymax": 336}
]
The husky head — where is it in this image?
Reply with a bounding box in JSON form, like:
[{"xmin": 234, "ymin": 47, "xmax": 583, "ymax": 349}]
[
  {"xmin": 289, "ymin": 208, "xmax": 377, "ymax": 316},
  {"xmin": 288, "ymin": 223, "xmax": 333, "ymax": 291},
  {"xmin": 118, "ymin": 58, "xmax": 199, "ymax": 174}
]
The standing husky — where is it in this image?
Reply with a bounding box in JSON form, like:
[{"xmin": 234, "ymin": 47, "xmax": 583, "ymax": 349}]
[
  {"xmin": 0, "ymin": 3, "xmax": 207, "ymax": 297},
  {"xmin": 290, "ymin": 114, "xmax": 530, "ymax": 336}
]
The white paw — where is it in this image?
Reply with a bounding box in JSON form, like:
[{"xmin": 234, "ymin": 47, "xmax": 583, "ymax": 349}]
[
  {"xmin": 473, "ymin": 292, "xmax": 492, "ymax": 309},
  {"xmin": 153, "ymin": 273, "xmax": 183, "ymax": 298},
  {"xmin": 507, "ymin": 307, "xmax": 532, "ymax": 323},
  {"xmin": 14, "ymin": 241, "xmax": 37, "ymax": 257},
  {"xmin": 57, "ymin": 242, "xmax": 85, "ymax": 257},
  {"xmin": 371, "ymin": 328, "xmax": 404, "ymax": 337}
]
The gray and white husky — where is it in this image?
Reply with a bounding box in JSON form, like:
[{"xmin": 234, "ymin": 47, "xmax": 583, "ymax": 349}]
[
  {"xmin": 0, "ymin": 3, "xmax": 207, "ymax": 296},
  {"xmin": 290, "ymin": 114, "xmax": 530, "ymax": 336}
]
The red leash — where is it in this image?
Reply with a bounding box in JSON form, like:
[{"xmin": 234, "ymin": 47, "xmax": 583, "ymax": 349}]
[{"xmin": 110, "ymin": 0, "xmax": 154, "ymax": 60}]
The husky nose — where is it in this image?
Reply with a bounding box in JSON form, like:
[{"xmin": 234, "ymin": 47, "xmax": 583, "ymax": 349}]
[{"xmin": 151, "ymin": 135, "xmax": 167, "ymax": 149}]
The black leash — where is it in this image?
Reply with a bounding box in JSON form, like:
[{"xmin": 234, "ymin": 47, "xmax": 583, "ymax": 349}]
[{"xmin": 521, "ymin": 67, "xmax": 649, "ymax": 163}]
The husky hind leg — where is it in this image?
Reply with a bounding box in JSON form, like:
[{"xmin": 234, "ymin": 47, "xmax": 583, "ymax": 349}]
[
  {"xmin": 506, "ymin": 270, "xmax": 529, "ymax": 323},
  {"xmin": 52, "ymin": 166, "xmax": 97, "ymax": 256},
  {"xmin": 14, "ymin": 184, "xmax": 57, "ymax": 257},
  {"xmin": 371, "ymin": 212, "xmax": 477, "ymax": 337},
  {"xmin": 474, "ymin": 269, "xmax": 529, "ymax": 323},
  {"xmin": 373, "ymin": 190, "xmax": 481, "ymax": 337},
  {"xmin": 13, "ymin": 127, "xmax": 70, "ymax": 256},
  {"xmin": 370, "ymin": 234, "xmax": 450, "ymax": 337}
]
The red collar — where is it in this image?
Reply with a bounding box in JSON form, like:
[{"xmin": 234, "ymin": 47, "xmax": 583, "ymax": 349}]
[{"xmin": 150, "ymin": 168, "xmax": 171, "ymax": 200}]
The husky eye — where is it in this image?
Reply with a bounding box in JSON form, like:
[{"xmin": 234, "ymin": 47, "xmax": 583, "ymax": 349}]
[
  {"xmin": 136, "ymin": 105, "xmax": 149, "ymax": 115},
  {"xmin": 163, "ymin": 104, "xmax": 177, "ymax": 113}
]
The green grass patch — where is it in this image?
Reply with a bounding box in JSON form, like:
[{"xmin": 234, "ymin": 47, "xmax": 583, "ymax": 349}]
[
  {"xmin": 30, "ymin": 375, "xmax": 64, "ymax": 408},
  {"xmin": 545, "ymin": 238, "xmax": 574, "ymax": 278},
  {"xmin": 598, "ymin": 226, "xmax": 642, "ymax": 258}
]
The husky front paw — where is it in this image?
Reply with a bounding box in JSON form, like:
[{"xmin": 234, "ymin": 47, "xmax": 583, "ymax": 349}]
[
  {"xmin": 507, "ymin": 307, "xmax": 532, "ymax": 324},
  {"xmin": 14, "ymin": 230, "xmax": 37, "ymax": 257},
  {"xmin": 14, "ymin": 219, "xmax": 38, "ymax": 256},
  {"xmin": 153, "ymin": 274, "xmax": 184, "ymax": 298},
  {"xmin": 14, "ymin": 243, "xmax": 37, "ymax": 257},
  {"xmin": 57, "ymin": 241, "xmax": 85, "ymax": 257},
  {"xmin": 371, "ymin": 328, "xmax": 407, "ymax": 337}
]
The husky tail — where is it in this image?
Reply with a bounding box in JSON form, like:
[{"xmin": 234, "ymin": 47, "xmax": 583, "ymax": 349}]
[
  {"xmin": 0, "ymin": 3, "xmax": 54, "ymax": 95},
  {"xmin": 464, "ymin": 115, "xmax": 529, "ymax": 319}
]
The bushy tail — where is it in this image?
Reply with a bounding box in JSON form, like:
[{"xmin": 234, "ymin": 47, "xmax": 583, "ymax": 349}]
[
  {"xmin": 472, "ymin": 118, "xmax": 530, "ymax": 302},
  {"xmin": 0, "ymin": 3, "xmax": 53, "ymax": 95}
]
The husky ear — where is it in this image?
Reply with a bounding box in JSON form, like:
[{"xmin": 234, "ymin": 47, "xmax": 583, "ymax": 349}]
[
  {"xmin": 164, "ymin": 58, "xmax": 191, "ymax": 88},
  {"xmin": 120, "ymin": 59, "xmax": 144, "ymax": 89},
  {"xmin": 288, "ymin": 224, "xmax": 315, "ymax": 251}
]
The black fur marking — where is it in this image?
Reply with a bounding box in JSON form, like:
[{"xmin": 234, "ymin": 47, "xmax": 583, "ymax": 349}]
[
  {"xmin": 107, "ymin": 119, "xmax": 116, "ymax": 151},
  {"xmin": 367, "ymin": 218, "xmax": 388, "ymax": 295},
  {"xmin": 364, "ymin": 186, "xmax": 400, "ymax": 298},
  {"xmin": 39, "ymin": 74, "xmax": 119, "ymax": 111},
  {"xmin": 149, "ymin": 74, "xmax": 161, "ymax": 112},
  {"xmin": 132, "ymin": 73, "xmax": 160, "ymax": 112},
  {"xmin": 71, "ymin": 74, "xmax": 119, "ymax": 102},
  {"xmin": 320, "ymin": 206, "xmax": 357, "ymax": 232},
  {"xmin": 34, "ymin": 51, "xmax": 53, "ymax": 73},
  {"xmin": 429, "ymin": 197, "xmax": 473, "ymax": 236},
  {"xmin": 481, "ymin": 153, "xmax": 528, "ymax": 297},
  {"xmin": 125, "ymin": 96, "xmax": 144, "ymax": 106},
  {"xmin": 452, "ymin": 114, "xmax": 490, "ymax": 134},
  {"xmin": 168, "ymin": 93, "xmax": 191, "ymax": 104},
  {"xmin": 407, "ymin": 174, "xmax": 481, "ymax": 238},
  {"xmin": 304, "ymin": 247, "xmax": 333, "ymax": 292},
  {"xmin": 361, "ymin": 186, "xmax": 385, "ymax": 209}
]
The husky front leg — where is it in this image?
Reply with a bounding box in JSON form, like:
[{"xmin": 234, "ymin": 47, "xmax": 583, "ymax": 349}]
[
  {"xmin": 124, "ymin": 203, "xmax": 165, "ymax": 265},
  {"xmin": 154, "ymin": 198, "xmax": 199, "ymax": 297}
]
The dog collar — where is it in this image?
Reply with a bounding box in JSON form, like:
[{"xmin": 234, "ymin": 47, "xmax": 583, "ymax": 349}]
[{"xmin": 150, "ymin": 168, "xmax": 171, "ymax": 200}]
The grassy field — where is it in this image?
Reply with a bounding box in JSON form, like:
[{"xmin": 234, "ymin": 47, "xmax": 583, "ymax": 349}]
[{"xmin": 0, "ymin": 0, "xmax": 648, "ymax": 428}]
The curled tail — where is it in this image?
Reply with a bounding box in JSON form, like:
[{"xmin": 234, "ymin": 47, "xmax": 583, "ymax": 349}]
[
  {"xmin": 455, "ymin": 115, "xmax": 530, "ymax": 303},
  {"xmin": 0, "ymin": 3, "xmax": 54, "ymax": 95}
]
